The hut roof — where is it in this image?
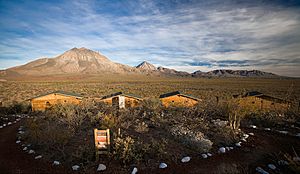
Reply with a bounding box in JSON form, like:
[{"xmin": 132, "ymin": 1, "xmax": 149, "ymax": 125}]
[
  {"xmin": 159, "ymin": 91, "xmax": 200, "ymax": 101},
  {"xmin": 101, "ymin": 92, "xmax": 142, "ymax": 100},
  {"xmin": 255, "ymin": 95, "xmax": 290, "ymax": 104},
  {"xmin": 243, "ymin": 91, "xmax": 263, "ymax": 97},
  {"xmin": 29, "ymin": 91, "xmax": 83, "ymax": 100},
  {"xmin": 239, "ymin": 91, "xmax": 290, "ymax": 104}
]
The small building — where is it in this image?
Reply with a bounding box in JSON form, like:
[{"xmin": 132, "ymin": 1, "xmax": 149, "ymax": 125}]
[
  {"xmin": 29, "ymin": 91, "xmax": 83, "ymax": 111},
  {"xmin": 235, "ymin": 91, "xmax": 290, "ymax": 112},
  {"xmin": 100, "ymin": 92, "xmax": 142, "ymax": 109},
  {"xmin": 159, "ymin": 91, "xmax": 201, "ymax": 107}
]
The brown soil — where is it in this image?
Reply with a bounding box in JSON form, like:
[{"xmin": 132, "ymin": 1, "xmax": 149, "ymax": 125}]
[
  {"xmin": 0, "ymin": 119, "xmax": 71, "ymax": 174},
  {"xmin": 1, "ymin": 120, "xmax": 299, "ymax": 174}
]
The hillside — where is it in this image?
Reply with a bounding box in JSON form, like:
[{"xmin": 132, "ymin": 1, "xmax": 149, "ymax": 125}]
[{"xmin": 0, "ymin": 47, "xmax": 281, "ymax": 79}]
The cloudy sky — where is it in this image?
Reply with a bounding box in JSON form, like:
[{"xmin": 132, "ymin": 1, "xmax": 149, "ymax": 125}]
[{"xmin": 0, "ymin": 0, "xmax": 300, "ymax": 76}]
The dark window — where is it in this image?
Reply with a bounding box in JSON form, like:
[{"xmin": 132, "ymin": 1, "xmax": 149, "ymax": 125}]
[
  {"xmin": 252, "ymin": 101, "xmax": 255, "ymax": 104},
  {"xmin": 64, "ymin": 100, "xmax": 67, "ymax": 102},
  {"xmin": 271, "ymin": 103, "xmax": 274, "ymax": 105},
  {"xmin": 172, "ymin": 100, "xmax": 174, "ymax": 103},
  {"xmin": 46, "ymin": 101, "xmax": 51, "ymax": 106}
]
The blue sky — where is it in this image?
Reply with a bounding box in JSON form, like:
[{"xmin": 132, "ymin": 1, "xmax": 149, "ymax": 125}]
[{"xmin": 0, "ymin": 0, "xmax": 300, "ymax": 76}]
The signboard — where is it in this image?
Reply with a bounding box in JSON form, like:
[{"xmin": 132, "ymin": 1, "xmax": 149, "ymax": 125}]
[{"xmin": 94, "ymin": 129, "xmax": 110, "ymax": 160}]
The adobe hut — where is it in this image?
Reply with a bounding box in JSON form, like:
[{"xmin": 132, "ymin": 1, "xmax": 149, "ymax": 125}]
[
  {"xmin": 29, "ymin": 91, "xmax": 83, "ymax": 111},
  {"xmin": 235, "ymin": 91, "xmax": 290, "ymax": 112},
  {"xmin": 100, "ymin": 92, "xmax": 142, "ymax": 109},
  {"xmin": 159, "ymin": 91, "xmax": 201, "ymax": 107}
]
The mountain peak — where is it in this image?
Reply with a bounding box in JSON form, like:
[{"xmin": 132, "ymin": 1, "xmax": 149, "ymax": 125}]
[{"xmin": 136, "ymin": 61, "xmax": 157, "ymax": 71}]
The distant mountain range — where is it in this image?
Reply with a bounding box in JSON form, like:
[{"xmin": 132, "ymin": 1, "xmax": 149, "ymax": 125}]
[{"xmin": 0, "ymin": 47, "xmax": 281, "ymax": 78}]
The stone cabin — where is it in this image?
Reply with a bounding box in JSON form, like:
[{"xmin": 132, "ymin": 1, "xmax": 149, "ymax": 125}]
[
  {"xmin": 100, "ymin": 92, "xmax": 142, "ymax": 109},
  {"xmin": 29, "ymin": 91, "xmax": 83, "ymax": 111},
  {"xmin": 235, "ymin": 91, "xmax": 290, "ymax": 112},
  {"xmin": 159, "ymin": 91, "xmax": 201, "ymax": 107}
]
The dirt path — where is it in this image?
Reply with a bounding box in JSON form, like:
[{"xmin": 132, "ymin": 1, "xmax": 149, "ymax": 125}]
[
  {"xmin": 1, "ymin": 120, "xmax": 299, "ymax": 174},
  {"xmin": 0, "ymin": 119, "xmax": 70, "ymax": 174}
]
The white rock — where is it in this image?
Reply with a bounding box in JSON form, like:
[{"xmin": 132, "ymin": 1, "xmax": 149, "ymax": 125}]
[
  {"xmin": 72, "ymin": 165, "xmax": 80, "ymax": 171},
  {"xmin": 131, "ymin": 167, "xmax": 138, "ymax": 174},
  {"xmin": 249, "ymin": 133, "xmax": 254, "ymax": 136},
  {"xmin": 267, "ymin": 164, "xmax": 276, "ymax": 170},
  {"xmin": 181, "ymin": 156, "xmax": 191, "ymax": 163},
  {"xmin": 296, "ymin": 133, "xmax": 300, "ymax": 137},
  {"xmin": 278, "ymin": 160, "xmax": 289, "ymax": 165},
  {"xmin": 241, "ymin": 138, "xmax": 247, "ymax": 142},
  {"xmin": 264, "ymin": 128, "xmax": 271, "ymax": 131},
  {"xmin": 18, "ymin": 131, "xmax": 25, "ymax": 134},
  {"xmin": 243, "ymin": 134, "xmax": 249, "ymax": 139},
  {"xmin": 225, "ymin": 147, "xmax": 230, "ymax": 151},
  {"xmin": 13, "ymin": 121, "xmax": 16, "ymax": 123},
  {"xmin": 0, "ymin": 126, "xmax": 3, "ymax": 129},
  {"xmin": 278, "ymin": 130, "xmax": 288, "ymax": 134},
  {"xmin": 201, "ymin": 154, "xmax": 208, "ymax": 159},
  {"xmin": 97, "ymin": 164, "xmax": 106, "ymax": 171},
  {"xmin": 256, "ymin": 167, "xmax": 269, "ymax": 174},
  {"xmin": 3, "ymin": 124, "xmax": 6, "ymax": 127},
  {"xmin": 229, "ymin": 147, "xmax": 234, "ymax": 150},
  {"xmin": 250, "ymin": 125, "xmax": 257, "ymax": 129},
  {"xmin": 28, "ymin": 150, "xmax": 35, "ymax": 154},
  {"xmin": 53, "ymin": 161, "xmax": 60, "ymax": 165},
  {"xmin": 8, "ymin": 122, "xmax": 12, "ymax": 125},
  {"xmin": 293, "ymin": 157, "xmax": 300, "ymax": 161},
  {"xmin": 27, "ymin": 144, "xmax": 31, "ymax": 147},
  {"xmin": 23, "ymin": 147, "xmax": 28, "ymax": 151},
  {"xmin": 235, "ymin": 142, "xmax": 242, "ymax": 147},
  {"xmin": 159, "ymin": 163, "xmax": 167, "ymax": 169},
  {"xmin": 207, "ymin": 153, "xmax": 212, "ymax": 157},
  {"xmin": 35, "ymin": 155, "xmax": 42, "ymax": 159},
  {"xmin": 16, "ymin": 140, "xmax": 21, "ymax": 144},
  {"xmin": 219, "ymin": 147, "xmax": 226, "ymax": 153}
]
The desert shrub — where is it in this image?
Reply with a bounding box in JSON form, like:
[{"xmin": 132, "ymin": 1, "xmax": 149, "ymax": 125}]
[
  {"xmin": 170, "ymin": 124, "xmax": 213, "ymax": 152},
  {"xmin": 1, "ymin": 101, "xmax": 31, "ymax": 115},
  {"xmin": 241, "ymin": 111, "xmax": 288, "ymax": 128},
  {"xmin": 112, "ymin": 136, "xmax": 139, "ymax": 165},
  {"xmin": 208, "ymin": 125, "xmax": 238, "ymax": 146},
  {"xmin": 135, "ymin": 121, "xmax": 149, "ymax": 133}
]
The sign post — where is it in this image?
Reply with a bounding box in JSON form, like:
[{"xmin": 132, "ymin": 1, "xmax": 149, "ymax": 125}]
[{"xmin": 94, "ymin": 128, "xmax": 110, "ymax": 161}]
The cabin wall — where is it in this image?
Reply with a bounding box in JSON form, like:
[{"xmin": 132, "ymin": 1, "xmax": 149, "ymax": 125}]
[
  {"xmin": 238, "ymin": 96, "xmax": 289, "ymax": 112},
  {"xmin": 125, "ymin": 97, "xmax": 140, "ymax": 108},
  {"xmin": 101, "ymin": 96, "xmax": 140, "ymax": 108},
  {"xmin": 160, "ymin": 95, "xmax": 198, "ymax": 107},
  {"xmin": 31, "ymin": 94, "xmax": 81, "ymax": 111}
]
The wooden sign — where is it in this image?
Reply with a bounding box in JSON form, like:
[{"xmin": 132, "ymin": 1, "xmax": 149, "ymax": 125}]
[{"xmin": 94, "ymin": 128, "xmax": 110, "ymax": 161}]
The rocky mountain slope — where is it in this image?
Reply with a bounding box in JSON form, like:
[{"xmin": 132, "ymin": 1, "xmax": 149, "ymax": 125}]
[
  {"xmin": 192, "ymin": 69, "xmax": 278, "ymax": 77},
  {"xmin": 0, "ymin": 47, "xmax": 281, "ymax": 78},
  {"xmin": 4, "ymin": 47, "xmax": 137, "ymax": 76}
]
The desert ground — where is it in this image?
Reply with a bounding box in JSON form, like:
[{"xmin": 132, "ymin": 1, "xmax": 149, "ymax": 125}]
[{"xmin": 0, "ymin": 76, "xmax": 300, "ymax": 174}]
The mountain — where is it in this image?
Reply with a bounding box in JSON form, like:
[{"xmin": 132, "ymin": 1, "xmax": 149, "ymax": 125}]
[
  {"xmin": 136, "ymin": 61, "xmax": 157, "ymax": 71},
  {"xmin": 5, "ymin": 47, "xmax": 137, "ymax": 76},
  {"xmin": 135, "ymin": 61, "xmax": 190, "ymax": 76},
  {"xmin": 192, "ymin": 69, "xmax": 279, "ymax": 77},
  {"xmin": 157, "ymin": 66, "xmax": 190, "ymax": 76},
  {"xmin": 0, "ymin": 47, "xmax": 281, "ymax": 79}
]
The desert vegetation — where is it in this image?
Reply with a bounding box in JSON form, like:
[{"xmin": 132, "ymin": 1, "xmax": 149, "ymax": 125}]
[{"xmin": 1, "ymin": 77, "xmax": 300, "ymax": 173}]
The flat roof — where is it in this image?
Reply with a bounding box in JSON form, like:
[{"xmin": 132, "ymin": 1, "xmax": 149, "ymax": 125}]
[{"xmin": 29, "ymin": 90, "xmax": 83, "ymax": 100}]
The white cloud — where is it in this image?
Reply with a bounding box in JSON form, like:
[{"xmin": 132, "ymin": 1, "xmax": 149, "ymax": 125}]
[{"xmin": 0, "ymin": 0, "xmax": 299, "ymax": 76}]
